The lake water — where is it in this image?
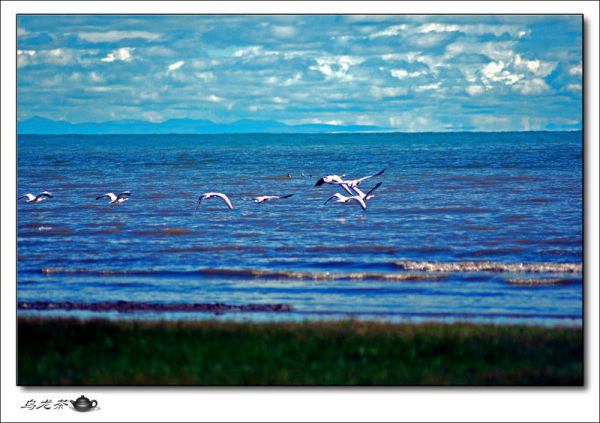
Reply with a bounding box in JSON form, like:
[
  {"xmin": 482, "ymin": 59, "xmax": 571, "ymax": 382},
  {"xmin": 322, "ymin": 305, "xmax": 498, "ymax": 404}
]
[{"xmin": 16, "ymin": 132, "xmax": 583, "ymax": 326}]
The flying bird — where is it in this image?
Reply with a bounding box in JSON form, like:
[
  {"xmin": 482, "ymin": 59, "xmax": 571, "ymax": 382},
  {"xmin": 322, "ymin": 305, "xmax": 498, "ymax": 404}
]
[
  {"xmin": 324, "ymin": 183, "xmax": 382, "ymax": 210},
  {"xmin": 196, "ymin": 192, "xmax": 233, "ymax": 210},
  {"xmin": 19, "ymin": 191, "xmax": 53, "ymax": 203},
  {"xmin": 96, "ymin": 191, "xmax": 131, "ymax": 204},
  {"xmin": 252, "ymin": 194, "xmax": 294, "ymax": 204},
  {"xmin": 335, "ymin": 169, "xmax": 386, "ymax": 190},
  {"xmin": 314, "ymin": 173, "xmax": 354, "ymax": 194},
  {"xmin": 324, "ymin": 193, "xmax": 368, "ymax": 210},
  {"xmin": 315, "ymin": 173, "xmax": 346, "ymax": 187}
]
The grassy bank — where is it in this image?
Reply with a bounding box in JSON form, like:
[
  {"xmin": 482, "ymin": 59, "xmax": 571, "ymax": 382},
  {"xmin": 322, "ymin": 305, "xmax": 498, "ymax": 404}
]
[{"xmin": 18, "ymin": 317, "xmax": 582, "ymax": 385}]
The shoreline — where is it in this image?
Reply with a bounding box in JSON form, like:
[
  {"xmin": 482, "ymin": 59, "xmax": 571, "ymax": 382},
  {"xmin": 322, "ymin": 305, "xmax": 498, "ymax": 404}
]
[{"xmin": 18, "ymin": 316, "xmax": 583, "ymax": 386}]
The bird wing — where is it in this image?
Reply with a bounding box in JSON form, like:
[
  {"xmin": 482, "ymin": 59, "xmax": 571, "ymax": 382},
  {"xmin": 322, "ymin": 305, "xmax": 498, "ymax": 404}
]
[
  {"xmin": 364, "ymin": 182, "xmax": 382, "ymax": 199},
  {"xmin": 349, "ymin": 196, "xmax": 367, "ymax": 210},
  {"xmin": 354, "ymin": 168, "xmax": 386, "ymax": 185},
  {"xmin": 324, "ymin": 195, "xmax": 338, "ymax": 205},
  {"xmin": 315, "ymin": 177, "xmax": 326, "ymax": 187},
  {"xmin": 19, "ymin": 194, "xmax": 35, "ymax": 201},
  {"xmin": 280, "ymin": 194, "xmax": 294, "ymax": 199},
  {"xmin": 215, "ymin": 193, "xmax": 234, "ymax": 209},
  {"xmin": 116, "ymin": 191, "xmax": 131, "ymax": 200},
  {"xmin": 38, "ymin": 191, "xmax": 53, "ymax": 199},
  {"xmin": 96, "ymin": 193, "xmax": 117, "ymax": 202}
]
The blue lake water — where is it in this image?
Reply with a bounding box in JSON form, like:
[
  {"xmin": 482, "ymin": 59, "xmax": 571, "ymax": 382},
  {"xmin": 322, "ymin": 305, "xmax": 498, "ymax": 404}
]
[{"xmin": 16, "ymin": 132, "xmax": 583, "ymax": 326}]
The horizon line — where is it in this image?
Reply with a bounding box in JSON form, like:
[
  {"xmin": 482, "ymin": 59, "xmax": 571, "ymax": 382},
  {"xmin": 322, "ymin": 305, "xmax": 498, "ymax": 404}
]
[{"xmin": 17, "ymin": 129, "xmax": 583, "ymax": 135}]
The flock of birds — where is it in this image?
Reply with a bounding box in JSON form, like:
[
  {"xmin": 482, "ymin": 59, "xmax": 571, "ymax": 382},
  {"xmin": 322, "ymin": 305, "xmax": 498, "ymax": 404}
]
[{"xmin": 19, "ymin": 168, "xmax": 386, "ymax": 211}]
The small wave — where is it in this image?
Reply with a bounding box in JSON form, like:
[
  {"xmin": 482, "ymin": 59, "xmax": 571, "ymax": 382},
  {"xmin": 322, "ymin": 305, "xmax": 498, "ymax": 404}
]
[
  {"xmin": 129, "ymin": 228, "xmax": 198, "ymax": 236},
  {"xmin": 40, "ymin": 267, "xmax": 444, "ymax": 281},
  {"xmin": 393, "ymin": 260, "xmax": 582, "ymax": 274},
  {"xmin": 191, "ymin": 268, "xmax": 445, "ymax": 281},
  {"xmin": 161, "ymin": 246, "xmax": 266, "ymax": 253},
  {"xmin": 503, "ymin": 277, "xmax": 581, "ymax": 286}
]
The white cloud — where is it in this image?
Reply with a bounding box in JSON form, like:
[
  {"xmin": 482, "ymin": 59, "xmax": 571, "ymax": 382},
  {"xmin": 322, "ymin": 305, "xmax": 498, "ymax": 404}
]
[
  {"xmin": 418, "ymin": 23, "xmax": 460, "ymax": 33},
  {"xmin": 272, "ymin": 97, "xmax": 288, "ymax": 104},
  {"xmin": 78, "ymin": 30, "xmax": 161, "ymax": 43},
  {"xmin": 101, "ymin": 47, "xmax": 134, "ymax": 62},
  {"xmin": 371, "ymin": 86, "xmax": 408, "ymax": 98},
  {"xmin": 518, "ymin": 29, "xmax": 531, "ymax": 38},
  {"xmin": 411, "ymin": 32, "xmax": 452, "ymax": 48},
  {"xmin": 390, "ymin": 69, "xmax": 425, "ymax": 79},
  {"xmin": 309, "ymin": 56, "xmax": 365, "ymax": 81},
  {"xmin": 41, "ymin": 74, "xmax": 63, "ymax": 87},
  {"xmin": 206, "ymin": 95, "xmax": 223, "ymax": 102},
  {"xmin": 391, "ymin": 69, "xmax": 409, "ymax": 79},
  {"xmin": 481, "ymin": 60, "xmax": 522, "ymax": 86},
  {"xmin": 17, "ymin": 27, "xmax": 29, "ymax": 37},
  {"xmin": 282, "ymin": 72, "xmax": 302, "ymax": 86},
  {"xmin": 520, "ymin": 116, "xmax": 546, "ymax": 130},
  {"xmin": 195, "ymin": 72, "xmax": 215, "ymax": 82},
  {"xmin": 17, "ymin": 49, "xmax": 36, "ymax": 68},
  {"xmin": 381, "ymin": 52, "xmax": 421, "ymax": 62},
  {"xmin": 419, "ymin": 23, "xmax": 526, "ymax": 38},
  {"xmin": 446, "ymin": 40, "xmax": 516, "ymax": 62},
  {"xmin": 142, "ymin": 111, "xmax": 163, "ymax": 123},
  {"xmin": 569, "ymin": 63, "xmax": 582, "ymax": 76},
  {"xmin": 234, "ymin": 46, "xmax": 262, "ymax": 57},
  {"xmin": 416, "ymin": 82, "xmax": 441, "ymax": 91},
  {"xmin": 514, "ymin": 54, "xmax": 556, "ymax": 77},
  {"xmin": 271, "ymin": 25, "xmax": 296, "ymax": 38},
  {"xmin": 466, "ymin": 85, "xmax": 484, "ymax": 96},
  {"xmin": 566, "ymin": 84, "xmax": 582, "ymax": 92},
  {"xmin": 233, "ymin": 46, "xmax": 278, "ymax": 57},
  {"xmin": 512, "ymin": 78, "xmax": 550, "ymax": 95},
  {"xmin": 167, "ymin": 60, "xmax": 184, "ymax": 72},
  {"xmin": 482, "ymin": 60, "xmax": 505, "ymax": 78},
  {"xmin": 369, "ymin": 24, "xmax": 407, "ymax": 38},
  {"xmin": 301, "ymin": 119, "xmax": 344, "ymax": 126},
  {"xmin": 89, "ymin": 72, "xmax": 104, "ymax": 83}
]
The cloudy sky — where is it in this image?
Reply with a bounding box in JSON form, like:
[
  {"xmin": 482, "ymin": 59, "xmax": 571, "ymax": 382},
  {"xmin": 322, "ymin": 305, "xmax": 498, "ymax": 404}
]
[{"xmin": 16, "ymin": 14, "xmax": 582, "ymax": 131}]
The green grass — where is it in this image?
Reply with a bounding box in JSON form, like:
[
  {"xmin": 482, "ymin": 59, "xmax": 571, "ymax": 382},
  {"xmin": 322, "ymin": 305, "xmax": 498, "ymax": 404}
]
[{"xmin": 18, "ymin": 317, "xmax": 582, "ymax": 385}]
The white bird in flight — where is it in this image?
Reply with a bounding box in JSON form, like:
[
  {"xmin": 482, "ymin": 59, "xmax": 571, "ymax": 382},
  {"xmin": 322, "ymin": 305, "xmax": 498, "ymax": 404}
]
[
  {"xmin": 315, "ymin": 173, "xmax": 346, "ymax": 187},
  {"xmin": 315, "ymin": 169, "xmax": 385, "ymax": 195},
  {"xmin": 336, "ymin": 169, "xmax": 386, "ymax": 190},
  {"xmin": 96, "ymin": 191, "xmax": 131, "ymax": 204},
  {"xmin": 252, "ymin": 194, "xmax": 294, "ymax": 203},
  {"xmin": 324, "ymin": 182, "xmax": 382, "ymax": 210},
  {"xmin": 19, "ymin": 191, "xmax": 53, "ymax": 203},
  {"xmin": 196, "ymin": 192, "xmax": 234, "ymax": 210}
]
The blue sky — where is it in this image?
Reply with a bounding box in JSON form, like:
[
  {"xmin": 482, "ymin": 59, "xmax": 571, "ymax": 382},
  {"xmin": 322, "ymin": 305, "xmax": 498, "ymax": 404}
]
[{"xmin": 16, "ymin": 14, "xmax": 582, "ymax": 131}]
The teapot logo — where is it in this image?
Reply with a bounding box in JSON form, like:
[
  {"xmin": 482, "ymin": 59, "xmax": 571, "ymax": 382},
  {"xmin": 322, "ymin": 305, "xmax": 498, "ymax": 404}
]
[{"xmin": 70, "ymin": 395, "xmax": 98, "ymax": 412}]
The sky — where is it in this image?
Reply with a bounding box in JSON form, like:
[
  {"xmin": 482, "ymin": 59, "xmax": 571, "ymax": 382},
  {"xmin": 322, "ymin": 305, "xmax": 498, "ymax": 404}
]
[{"xmin": 16, "ymin": 14, "xmax": 583, "ymax": 131}]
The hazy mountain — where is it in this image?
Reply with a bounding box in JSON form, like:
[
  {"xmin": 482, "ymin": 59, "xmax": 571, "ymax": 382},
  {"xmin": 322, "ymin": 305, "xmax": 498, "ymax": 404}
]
[{"xmin": 17, "ymin": 116, "xmax": 388, "ymax": 134}]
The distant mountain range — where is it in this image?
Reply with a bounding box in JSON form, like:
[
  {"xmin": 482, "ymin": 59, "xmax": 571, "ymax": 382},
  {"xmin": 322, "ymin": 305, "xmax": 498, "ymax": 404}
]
[{"xmin": 17, "ymin": 116, "xmax": 389, "ymax": 134}]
